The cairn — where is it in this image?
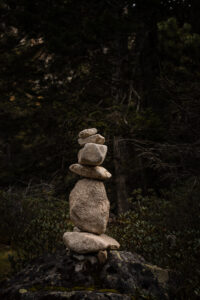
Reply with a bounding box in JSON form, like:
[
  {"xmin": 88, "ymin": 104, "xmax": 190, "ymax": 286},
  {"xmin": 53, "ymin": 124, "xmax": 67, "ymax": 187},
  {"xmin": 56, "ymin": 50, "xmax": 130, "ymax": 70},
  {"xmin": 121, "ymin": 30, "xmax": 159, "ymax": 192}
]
[{"xmin": 63, "ymin": 128, "xmax": 120, "ymax": 256}]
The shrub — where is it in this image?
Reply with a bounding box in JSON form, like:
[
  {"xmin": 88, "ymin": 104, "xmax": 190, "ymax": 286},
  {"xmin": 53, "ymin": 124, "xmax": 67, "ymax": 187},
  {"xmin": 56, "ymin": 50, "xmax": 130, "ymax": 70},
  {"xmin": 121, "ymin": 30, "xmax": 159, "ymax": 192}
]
[
  {"xmin": 108, "ymin": 184, "xmax": 200, "ymax": 299},
  {"xmin": 0, "ymin": 183, "xmax": 72, "ymax": 270}
]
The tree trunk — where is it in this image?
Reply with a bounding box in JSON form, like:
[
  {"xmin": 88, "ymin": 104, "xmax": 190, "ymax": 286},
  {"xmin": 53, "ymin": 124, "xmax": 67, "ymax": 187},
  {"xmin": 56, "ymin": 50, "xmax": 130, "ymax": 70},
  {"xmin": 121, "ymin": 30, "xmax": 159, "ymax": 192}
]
[{"xmin": 113, "ymin": 136, "xmax": 129, "ymax": 214}]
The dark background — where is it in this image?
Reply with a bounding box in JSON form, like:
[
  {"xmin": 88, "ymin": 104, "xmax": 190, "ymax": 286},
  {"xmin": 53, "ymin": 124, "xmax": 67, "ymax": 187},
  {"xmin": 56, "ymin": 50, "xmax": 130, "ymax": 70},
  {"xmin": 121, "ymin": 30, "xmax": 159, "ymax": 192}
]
[{"xmin": 0, "ymin": 1, "xmax": 200, "ymax": 298}]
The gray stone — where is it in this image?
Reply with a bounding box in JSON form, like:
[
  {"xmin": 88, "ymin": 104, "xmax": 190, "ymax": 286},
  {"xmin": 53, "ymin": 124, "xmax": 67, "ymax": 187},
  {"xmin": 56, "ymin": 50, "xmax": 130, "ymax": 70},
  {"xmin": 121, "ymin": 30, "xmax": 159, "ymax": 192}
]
[
  {"xmin": 98, "ymin": 250, "xmax": 108, "ymax": 264},
  {"xmin": 63, "ymin": 232, "xmax": 120, "ymax": 253},
  {"xmin": 72, "ymin": 254, "xmax": 85, "ymax": 261},
  {"xmin": 78, "ymin": 128, "xmax": 97, "ymax": 139},
  {"xmin": 73, "ymin": 226, "xmax": 81, "ymax": 232},
  {"xmin": 69, "ymin": 179, "xmax": 110, "ymax": 234},
  {"xmin": 0, "ymin": 250, "xmax": 179, "ymax": 300},
  {"xmin": 78, "ymin": 143, "xmax": 107, "ymax": 166},
  {"xmin": 87, "ymin": 256, "xmax": 98, "ymax": 265},
  {"xmin": 72, "ymin": 253, "xmax": 98, "ymax": 265},
  {"xmin": 69, "ymin": 163, "xmax": 112, "ymax": 180},
  {"xmin": 78, "ymin": 134, "xmax": 105, "ymax": 146},
  {"xmin": 75, "ymin": 262, "xmax": 85, "ymax": 272}
]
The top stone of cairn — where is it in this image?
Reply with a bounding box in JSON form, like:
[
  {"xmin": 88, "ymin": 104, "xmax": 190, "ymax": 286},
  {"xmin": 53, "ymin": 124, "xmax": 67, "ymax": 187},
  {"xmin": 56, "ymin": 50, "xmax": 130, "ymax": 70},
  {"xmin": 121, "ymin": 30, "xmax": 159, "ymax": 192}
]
[{"xmin": 78, "ymin": 128, "xmax": 97, "ymax": 139}]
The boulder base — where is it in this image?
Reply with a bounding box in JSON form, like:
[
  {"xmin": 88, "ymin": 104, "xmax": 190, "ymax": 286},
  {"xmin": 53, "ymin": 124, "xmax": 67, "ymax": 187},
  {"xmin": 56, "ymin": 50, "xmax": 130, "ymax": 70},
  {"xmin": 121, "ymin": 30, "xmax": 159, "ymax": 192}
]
[
  {"xmin": 0, "ymin": 250, "xmax": 179, "ymax": 300},
  {"xmin": 63, "ymin": 232, "xmax": 120, "ymax": 253},
  {"xmin": 69, "ymin": 179, "xmax": 110, "ymax": 234},
  {"xmin": 69, "ymin": 163, "xmax": 111, "ymax": 180}
]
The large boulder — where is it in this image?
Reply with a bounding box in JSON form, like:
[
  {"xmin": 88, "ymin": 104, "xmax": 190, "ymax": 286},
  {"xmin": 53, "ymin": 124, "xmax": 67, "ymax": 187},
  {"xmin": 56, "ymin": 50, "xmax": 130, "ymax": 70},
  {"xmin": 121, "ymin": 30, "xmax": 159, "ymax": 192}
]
[
  {"xmin": 69, "ymin": 179, "xmax": 110, "ymax": 234},
  {"xmin": 69, "ymin": 164, "xmax": 112, "ymax": 180},
  {"xmin": 63, "ymin": 232, "xmax": 120, "ymax": 253},
  {"xmin": 78, "ymin": 143, "xmax": 107, "ymax": 166},
  {"xmin": 0, "ymin": 250, "xmax": 180, "ymax": 300}
]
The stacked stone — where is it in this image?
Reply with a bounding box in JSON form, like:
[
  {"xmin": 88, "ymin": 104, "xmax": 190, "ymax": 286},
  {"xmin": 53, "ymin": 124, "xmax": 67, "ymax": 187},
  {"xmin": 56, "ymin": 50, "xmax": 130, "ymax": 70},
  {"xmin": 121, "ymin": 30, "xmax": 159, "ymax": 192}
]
[{"xmin": 63, "ymin": 128, "xmax": 120, "ymax": 255}]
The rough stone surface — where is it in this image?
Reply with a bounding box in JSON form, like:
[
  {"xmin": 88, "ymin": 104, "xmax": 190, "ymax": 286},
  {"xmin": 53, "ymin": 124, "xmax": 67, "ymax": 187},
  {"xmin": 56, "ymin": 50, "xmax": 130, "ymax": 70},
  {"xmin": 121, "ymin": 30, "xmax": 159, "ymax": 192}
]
[
  {"xmin": 98, "ymin": 250, "xmax": 108, "ymax": 264},
  {"xmin": 78, "ymin": 134, "xmax": 105, "ymax": 146},
  {"xmin": 73, "ymin": 226, "xmax": 81, "ymax": 232},
  {"xmin": 69, "ymin": 179, "xmax": 110, "ymax": 234},
  {"xmin": 78, "ymin": 128, "xmax": 97, "ymax": 139},
  {"xmin": 0, "ymin": 250, "xmax": 180, "ymax": 300},
  {"xmin": 78, "ymin": 143, "xmax": 107, "ymax": 166},
  {"xmin": 69, "ymin": 164, "xmax": 112, "ymax": 180},
  {"xmin": 72, "ymin": 253, "xmax": 98, "ymax": 265},
  {"xmin": 63, "ymin": 232, "xmax": 120, "ymax": 253}
]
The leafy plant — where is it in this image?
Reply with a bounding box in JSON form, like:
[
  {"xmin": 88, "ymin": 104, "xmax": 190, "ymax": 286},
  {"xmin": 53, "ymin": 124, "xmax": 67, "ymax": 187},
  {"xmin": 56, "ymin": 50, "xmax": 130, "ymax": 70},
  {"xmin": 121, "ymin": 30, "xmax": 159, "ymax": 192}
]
[
  {"xmin": 0, "ymin": 184, "xmax": 72, "ymax": 271},
  {"xmin": 108, "ymin": 184, "xmax": 200, "ymax": 299}
]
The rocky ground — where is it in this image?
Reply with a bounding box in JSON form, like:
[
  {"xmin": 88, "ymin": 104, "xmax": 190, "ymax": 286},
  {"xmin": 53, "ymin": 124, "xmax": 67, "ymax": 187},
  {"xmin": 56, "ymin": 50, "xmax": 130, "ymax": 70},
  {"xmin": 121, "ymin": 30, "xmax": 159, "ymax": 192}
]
[{"xmin": 0, "ymin": 250, "xmax": 180, "ymax": 300}]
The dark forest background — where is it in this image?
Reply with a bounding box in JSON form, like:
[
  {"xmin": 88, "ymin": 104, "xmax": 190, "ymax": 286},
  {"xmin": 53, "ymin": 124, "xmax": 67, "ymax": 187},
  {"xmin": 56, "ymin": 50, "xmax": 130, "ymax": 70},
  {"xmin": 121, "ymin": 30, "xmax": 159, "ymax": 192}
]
[{"xmin": 0, "ymin": 0, "xmax": 200, "ymax": 298}]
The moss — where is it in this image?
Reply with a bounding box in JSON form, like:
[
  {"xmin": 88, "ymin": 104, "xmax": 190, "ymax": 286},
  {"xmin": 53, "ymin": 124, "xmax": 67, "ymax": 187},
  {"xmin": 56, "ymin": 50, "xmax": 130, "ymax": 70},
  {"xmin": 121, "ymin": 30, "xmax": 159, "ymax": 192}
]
[
  {"xmin": 70, "ymin": 286, "xmax": 96, "ymax": 291},
  {"xmin": 29, "ymin": 285, "xmax": 97, "ymax": 293},
  {"xmin": 28, "ymin": 285, "xmax": 124, "ymax": 294},
  {"xmin": 29, "ymin": 287, "xmax": 37, "ymax": 292},
  {"xmin": 27, "ymin": 285, "xmax": 158, "ymax": 299},
  {"xmin": 19, "ymin": 289, "xmax": 28, "ymax": 294},
  {"xmin": 98, "ymin": 289, "xmax": 120, "ymax": 293},
  {"xmin": 43, "ymin": 286, "xmax": 70, "ymax": 292},
  {"xmin": 29, "ymin": 286, "xmax": 71, "ymax": 292}
]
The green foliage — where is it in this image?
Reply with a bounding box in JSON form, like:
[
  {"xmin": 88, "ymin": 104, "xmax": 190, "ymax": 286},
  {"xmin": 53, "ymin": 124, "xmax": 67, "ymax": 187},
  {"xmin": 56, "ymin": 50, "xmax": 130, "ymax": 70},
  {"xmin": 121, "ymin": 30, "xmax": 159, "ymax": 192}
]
[
  {"xmin": 156, "ymin": 17, "xmax": 200, "ymax": 144},
  {"xmin": 0, "ymin": 185, "xmax": 72, "ymax": 270},
  {"xmin": 127, "ymin": 109, "xmax": 166, "ymax": 140},
  {"xmin": 108, "ymin": 184, "xmax": 200, "ymax": 299},
  {"xmin": 158, "ymin": 17, "xmax": 200, "ymax": 75}
]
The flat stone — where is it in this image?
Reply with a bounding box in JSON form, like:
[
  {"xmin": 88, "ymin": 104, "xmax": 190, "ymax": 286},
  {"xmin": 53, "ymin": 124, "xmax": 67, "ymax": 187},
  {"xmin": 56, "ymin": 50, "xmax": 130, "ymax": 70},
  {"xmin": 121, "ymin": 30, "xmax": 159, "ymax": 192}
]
[
  {"xmin": 78, "ymin": 134, "xmax": 105, "ymax": 146},
  {"xmin": 69, "ymin": 179, "xmax": 110, "ymax": 234},
  {"xmin": 78, "ymin": 128, "xmax": 97, "ymax": 138},
  {"xmin": 69, "ymin": 164, "xmax": 112, "ymax": 180},
  {"xmin": 63, "ymin": 232, "xmax": 120, "ymax": 253},
  {"xmin": 78, "ymin": 143, "xmax": 107, "ymax": 166}
]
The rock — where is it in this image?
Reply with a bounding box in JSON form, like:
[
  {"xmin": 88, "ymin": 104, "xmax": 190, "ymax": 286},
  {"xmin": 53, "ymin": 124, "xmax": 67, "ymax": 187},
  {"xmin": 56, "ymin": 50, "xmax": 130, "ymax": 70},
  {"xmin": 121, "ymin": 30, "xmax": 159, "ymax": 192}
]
[
  {"xmin": 69, "ymin": 164, "xmax": 112, "ymax": 180},
  {"xmin": 100, "ymin": 251, "xmax": 175, "ymax": 299},
  {"xmin": 0, "ymin": 250, "xmax": 179, "ymax": 300},
  {"xmin": 73, "ymin": 226, "xmax": 81, "ymax": 232},
  {"xmin": 63, "ymin": 232, "xmax": 120, "ymax": 253},
  {"xmin": 72, "ymin": 253, "xmax": 86, "ymax": 261},
  {"xmin": 98, "ymin": 250, "xmax": 108, "ymax": 264},
  {"xmin": 2, "ymin": 290, "xmax": 132, "ymax": 299},
  {"xmin": 75, "ymin": 261, "xmax": 85, "ymax": 272},
  {"xmin": 69, "ymin": 179, "xmax": 110, "ymax": 234},
  {"xmin": 78, "ymin": 128, "xmax": 97, "ymax": 139},
  {"xmin": 78, "ymin": 134, "xmax": 105, "ymax": 146},
  {"xmin": 72, "ymin": 253, "xmax": 98, "ymax": 265},
  {"xmin": 78, "ymin": 143, "xmax": 107, "ymax": 166}
]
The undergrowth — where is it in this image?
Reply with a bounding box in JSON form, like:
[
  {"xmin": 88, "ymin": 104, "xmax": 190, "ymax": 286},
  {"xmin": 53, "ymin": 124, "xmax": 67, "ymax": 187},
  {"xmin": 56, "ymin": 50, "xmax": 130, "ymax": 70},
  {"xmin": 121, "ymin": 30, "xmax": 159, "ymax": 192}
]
[
  {"xmin": 0, "ymin": 183, "xmax": 73, "ymax": 272},
  {"xmin": 0, "ymin": 181, "xmax": 199, "ymax": 299},
  {"xmin": 108, "ymin": 183, "xmax": 200, "ymax": 299}
]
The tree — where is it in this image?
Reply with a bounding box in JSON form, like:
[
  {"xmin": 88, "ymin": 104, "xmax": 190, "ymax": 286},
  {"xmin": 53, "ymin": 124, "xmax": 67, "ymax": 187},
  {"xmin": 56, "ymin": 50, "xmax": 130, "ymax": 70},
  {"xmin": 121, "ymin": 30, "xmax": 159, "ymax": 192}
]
[{"xmin": 0, "ymin": 0, "xmax": 199, "ymax": 211}]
